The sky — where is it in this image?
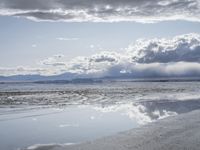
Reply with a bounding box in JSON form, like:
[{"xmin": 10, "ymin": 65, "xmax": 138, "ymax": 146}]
[{"xmin": 1, "ymin": 0, "xmax": 200, "ymax": 78}]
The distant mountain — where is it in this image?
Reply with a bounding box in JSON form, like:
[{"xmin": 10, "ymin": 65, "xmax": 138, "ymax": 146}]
[
  {"xmin": 34, "ymin": 78, "xmax": 102, "ymax": 84},
  {"xmin": 1, "ymin": 72, "xmax": 200, "ymax": 83},
  {"xmin": 0, "ymin": 72, "xmax": 78, "ymax": 82}
]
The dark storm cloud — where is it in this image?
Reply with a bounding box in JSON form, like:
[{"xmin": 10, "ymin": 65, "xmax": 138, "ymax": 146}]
[{"xmin": 0, "ymin": 0, "xmax": 199, "ymax": 22}]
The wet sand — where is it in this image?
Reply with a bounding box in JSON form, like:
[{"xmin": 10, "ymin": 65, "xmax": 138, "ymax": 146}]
[{"xmin": 26, "ymin": 109, "xmax": 200, "ymax": 150}]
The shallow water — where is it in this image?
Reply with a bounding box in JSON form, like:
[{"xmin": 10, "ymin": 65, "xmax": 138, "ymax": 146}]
[
  {"xmin": 0, "ymin": 81, "xmax": 200, "ymax": 150},
  {"xmin": 0, "ymin": 105, "xmax": 140, "ymax": 150}
]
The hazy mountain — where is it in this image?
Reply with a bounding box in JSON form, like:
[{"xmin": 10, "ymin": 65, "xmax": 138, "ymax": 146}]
[{"xmin": 0, "ymin": 72, "xmax": 78, "ymax": 82}]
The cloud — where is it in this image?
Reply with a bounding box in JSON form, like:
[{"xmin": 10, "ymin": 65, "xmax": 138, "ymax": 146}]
[
  {"xmin": 104, "ymin": 62, "xmax": 200, "ymax": 78},
  {"xmin": 39, "ymin": 54, "xmax": 66, "ymax": 66},
  {"xmin": 56, "ymin": 37, "xmax": 79, "ymax": 41},
  {"xmin": 0, "ymin": 65, "xmax": 68, "ymax": 76},
  {"xmin": 67, "ymin": 51, "xmax": 122, "ymax": 74},
  {"xmin": 0, "ymin": 66, "xmax": 47, "ymax": 76},
  {"xmin": 31, "ymin": 44, "xmax": 37, "ymax": 48},
  {"xmin": 58, "ymin": 123, "xmax": 79, "ymax": 128},
  {"xmin": 1, "ymin": 33, "xmax": 200, "ymax": 78},
  {"xmin": 127, "ymin": 33, "xmax": 200, "ymax": 63},
  {"xmin": 64, "ymin": 33, "xmax": 200, "ymax": 77},
  {"xmin": 89, "ymin": 44, "xmax": 94, "ymax": 49},
  {"xmin": 89, "ymin": 51, "xmax": 120, "ymax": 63},
  {"xmin": 0, "ymin": 0, "xmax": 200, "ymax": 22},
  {"xmin": 53, "ymin": 54, "xmax": 65, "ymax": 58}
]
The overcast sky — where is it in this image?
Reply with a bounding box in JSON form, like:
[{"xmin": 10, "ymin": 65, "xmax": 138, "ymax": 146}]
[{"xmin": 1, "ymin": 0, "xmax": 200, "ymax": 77}]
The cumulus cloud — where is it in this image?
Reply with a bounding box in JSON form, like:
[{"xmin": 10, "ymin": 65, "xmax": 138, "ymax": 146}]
[
  {"xmin": 0, "ymin": 0, "xmax": 200, "ymax": 22},
  {"xmin": 127, "ymin": 33, "xmax": 200, "ymax": 63},
  {"xmin": 67, "ymin": 51, "xmax": 122, "ymax": 74},
  {"xmin": 39, "ymin": 54, "xmax": 66, "ymax": 66},
  {"xmin": 64, "ymin": 33, "xmax": 200, "ymax": 77},
  {"xmin": 1, "ymin": 33, "xmax": 200, "ymax": 78}
]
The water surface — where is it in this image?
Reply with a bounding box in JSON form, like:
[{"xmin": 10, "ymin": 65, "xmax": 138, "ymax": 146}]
[{"xmin": 0, "ymin": 81, "xmax": 200, "ymax": 150}]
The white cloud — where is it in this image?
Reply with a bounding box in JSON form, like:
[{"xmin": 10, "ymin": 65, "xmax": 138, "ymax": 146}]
[
  {"xmin": 110, "ymin": 62, "xmax": 200, "ymax": 78},
  {"xmin": 0, "ymin": 0, "xmax": 200, "ymax": 22},
  {"xmin": 90, "ymin": 116, "xmax": 95, "ymax": 120},
  {"xmin": 39, "ymin": 54, "xmax": 66, "ymax": 66},
  {"xmin": 53, "ymin": 54, "xmax": 65, "ymax": 58},
  {"xmin": 1, "ymin": 33, "xmax": 200, "ymax": 78},
  {"xmin": 0, "ymin": 66, "xmax": 46, "ymax": 76},
  {"xmin": 127, "ymin": 33, "xmax": 200, "ymax": 63},
  {"xmin": 56, "ymin": 37, "xmax": 79, "ymax": 41},
  {"xmin": 31, "ymin": 44, "xmax": 37, "ymax": 48},
  {"xmin": 58, "ymin": 124, "xmax": 79, "ymax": 128},
  {"xmin": 90, "ymin": 44, "xmax": 94, "ymax": 49},
  {"xmin": 63, "ymin": 33, "xmax": 200, "ymax": 77},
  {"xmin": 66, "ymin": 51, "xmax": 123, "ymax": 75}
]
